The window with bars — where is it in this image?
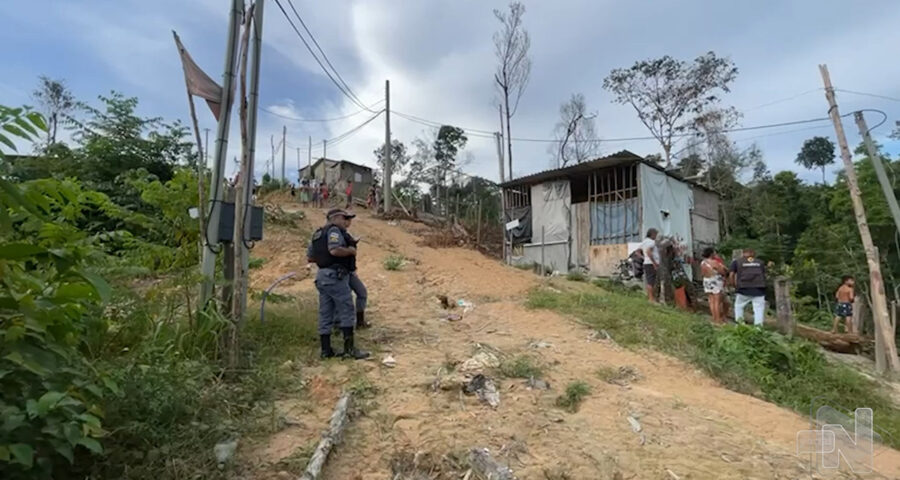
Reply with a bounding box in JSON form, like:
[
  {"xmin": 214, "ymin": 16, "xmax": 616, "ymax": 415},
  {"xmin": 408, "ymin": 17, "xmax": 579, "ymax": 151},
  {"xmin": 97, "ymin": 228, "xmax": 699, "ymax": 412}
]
[{"xmin": 588, "ymin": 164, "xmax": 641, "ymax": 245}]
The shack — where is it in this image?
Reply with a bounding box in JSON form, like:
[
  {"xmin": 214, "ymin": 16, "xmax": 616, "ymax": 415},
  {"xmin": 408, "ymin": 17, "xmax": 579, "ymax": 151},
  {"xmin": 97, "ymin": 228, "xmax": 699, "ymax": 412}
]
[
  {"xmin": 500, "ymin": 150, "xmax": 719, "ymax": 276},
  {"xmin": 299, "ymin": 157, "xmax": 374, "ymax": 201}
]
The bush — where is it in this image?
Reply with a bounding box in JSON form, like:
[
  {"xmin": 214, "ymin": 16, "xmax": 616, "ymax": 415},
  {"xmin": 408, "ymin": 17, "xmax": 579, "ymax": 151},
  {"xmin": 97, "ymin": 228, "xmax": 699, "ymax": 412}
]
[
  {"xmin": 383, "ymin": 255, "xmax": 405, "ymax": 271},
  {"xmin": 555, "ymin": 381, "xmax": 591, "ymax": 413},
  {"xmin": 566, "ymin": 270, "xmax": 587, "ymax": 282},
  {"xmin": 499, "ymin": 355, "xmax": 544, "ymax": 379}
]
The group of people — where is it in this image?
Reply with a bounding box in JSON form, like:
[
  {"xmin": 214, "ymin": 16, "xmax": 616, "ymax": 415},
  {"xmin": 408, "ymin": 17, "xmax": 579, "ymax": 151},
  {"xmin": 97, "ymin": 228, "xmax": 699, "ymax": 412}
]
[{"xmin": 638, "ymin": 229, "xmax": 856, "ymax": 330}]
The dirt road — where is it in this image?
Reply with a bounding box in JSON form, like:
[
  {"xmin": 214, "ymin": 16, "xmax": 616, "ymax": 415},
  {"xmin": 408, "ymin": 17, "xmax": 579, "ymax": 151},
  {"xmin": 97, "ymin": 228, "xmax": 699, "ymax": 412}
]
[{"xmin": 249, "ymin": 206, "xmax": 900, "ymax": 479}]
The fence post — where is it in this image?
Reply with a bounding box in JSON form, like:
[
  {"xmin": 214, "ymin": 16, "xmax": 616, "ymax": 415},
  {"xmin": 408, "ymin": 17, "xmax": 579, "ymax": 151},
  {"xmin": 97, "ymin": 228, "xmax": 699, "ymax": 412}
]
[
  {"xmin": 775, "ymin": 276, "xmax": 794, "ymax": 337},
  {"xmin": 540, "ymin": 226, "xmax": 546, "ymax": 277}
]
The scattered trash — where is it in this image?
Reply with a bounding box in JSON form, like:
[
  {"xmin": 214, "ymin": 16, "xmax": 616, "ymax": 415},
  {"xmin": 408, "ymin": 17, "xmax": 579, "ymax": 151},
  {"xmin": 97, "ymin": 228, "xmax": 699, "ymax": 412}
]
[
  {"xmin": 382, "ymin": 355, "xmax": 397, "ymax": 368},
  {"xmin": 460, "ymin": 351, "xmax": 500, "ymax": 373},
  {"xmin": 469, "ymin": 447, "xmax": 515, "ymax": 479},
  {"xmin": 666, "ymin": 468, "xmax": 681, "ymax": 480},
  {"xmin": 456, "ymin": 299, "xmax": 475, "ymax": 313},
  {"xmin": 525, "ymin": 376, "xmax": 550, "ymax": 390},
  {"xmin": 528, "ymin": 340, "xmax": 553, "ymax": 349},
  {"xmin": 626, "ymin": 415, "xmax": 642, "ymax": 433},
  {"xmin": 214, "ymin": 439, "xmax": 238, "ymax": 469},
  {"xmin": 605, "ymin": 365, "xmax": 642, "ymax": 386},
  {"xmin": 464, "ymin": 374, "xmax": 500, "ymax": 408},
  {"xmin": 388, "ymin": 220, "xmax": 399, "ymax": 226},
  {"xmin": 442, "ymin": 313, "xmax": 462, "ymax": 322}
]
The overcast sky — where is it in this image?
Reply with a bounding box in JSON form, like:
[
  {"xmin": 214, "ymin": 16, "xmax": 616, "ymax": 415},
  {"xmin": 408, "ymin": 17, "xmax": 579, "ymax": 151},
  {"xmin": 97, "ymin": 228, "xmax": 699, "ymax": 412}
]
[{"xmin": 3, "ymin": 0, "xmax": 900, "ymax": 185}]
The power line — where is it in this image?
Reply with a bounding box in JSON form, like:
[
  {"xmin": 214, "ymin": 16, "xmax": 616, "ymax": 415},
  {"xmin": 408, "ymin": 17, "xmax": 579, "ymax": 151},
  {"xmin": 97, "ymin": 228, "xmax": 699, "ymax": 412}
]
[
  {"xmin": 271, "ymin": 0, "xmax": 371, "ymax": 111},
  {"xmin": 261, "ymin": 100, "xmax": 383, "ymax": 122},
  {"xmin": 283, "ymin": 0, "xmax": 371, "ymax": 111},
  {"xmin": 285, "ymin": 109, "xmax": 384, "ymax": 151},
  {"xmin": 743, "ymin": 88, "xmax": 823, "ymax": 112},
  {"xmin": 835, "ymin": 89, "xmax": 900, "ymax": 103}
]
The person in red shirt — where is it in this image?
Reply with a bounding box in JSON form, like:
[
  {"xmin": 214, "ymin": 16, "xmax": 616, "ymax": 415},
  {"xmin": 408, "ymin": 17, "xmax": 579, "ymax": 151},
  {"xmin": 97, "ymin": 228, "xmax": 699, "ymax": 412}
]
[
  {"xmin": 320, "ymin": 183, "xmax": 329, "ymax": 208},
  {"xmin": 345, "ymin": 180, "xmax": 353, "ymax": 209}
]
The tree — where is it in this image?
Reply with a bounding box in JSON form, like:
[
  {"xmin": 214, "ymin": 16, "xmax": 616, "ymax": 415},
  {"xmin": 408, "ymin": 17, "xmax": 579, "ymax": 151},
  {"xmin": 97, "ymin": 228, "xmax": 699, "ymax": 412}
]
[
  {"xmin": 795, "ymin": 136, "xmax": 835, "ymax": 184},
  {"xmin": 433, "ymin": 125, "xmax": 468, "ymax": 171},
  {"xmin": 676, "ymin": 153, "xmax": 703, "ymax": 178},
  {"xmin": 551, "ymin": 93, "xmax": 599, "ymax": 167},
  {"xmin": 32, "ymin": 76, "xmax": 75, "ymax": 146},
  {"xmin": 493, "ymin": 1, "xmax": 531, "ymax": 177},
  {"xmin": 603, "ymin": 52, "xmax": 738, "ymax": 166},
  {"xmin": 374, "ymin": 139, "xmax": 410, "ymax": 176}
]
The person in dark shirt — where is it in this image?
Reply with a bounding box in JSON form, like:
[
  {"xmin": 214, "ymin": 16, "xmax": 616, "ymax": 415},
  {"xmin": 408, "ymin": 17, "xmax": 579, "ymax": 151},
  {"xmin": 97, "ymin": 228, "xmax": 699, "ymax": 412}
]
[{"xmin": 729, "ymin": 249, "xmax": 766, "ymax": 326}]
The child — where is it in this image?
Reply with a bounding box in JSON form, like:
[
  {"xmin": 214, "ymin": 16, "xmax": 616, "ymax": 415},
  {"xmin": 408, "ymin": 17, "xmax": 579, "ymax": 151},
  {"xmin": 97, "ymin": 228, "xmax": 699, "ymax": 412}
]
[{"xmin": 832, "ymin": 275, "xmax": 855, "ymax": 334}]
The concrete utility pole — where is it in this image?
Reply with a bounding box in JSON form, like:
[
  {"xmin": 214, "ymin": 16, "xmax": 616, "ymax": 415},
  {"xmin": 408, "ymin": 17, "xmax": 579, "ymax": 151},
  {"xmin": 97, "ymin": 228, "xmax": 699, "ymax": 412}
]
[
  {"xmin": 308, "ymin": 135, "xmax": 312, "ymax": 173},
  {"xmin": 323, "ymin": 139, "xmax": 327, "ymax": 158},
  {"xmin": 281, "ymin": 124, "xmax": 286, "ymax": 182},
  {"xmin": 496, "ymin": 130, "xmax": 507, "ymax": 262},
  {"xmin": 820, "ymin": 64, "xmax": 900, "ymax": 373},
  {"xmin": 199, "ymin": 0, "xmax": 242, "ymax": 306},
  {"xmin": 383, "ymin": 79, "xmax": 392, "ymax": 213},
  {"xmin": 270, "ymin": 134, "xmax": 275, "ymax": 178},
  {"xmin": 204, "ymin": 128, "xmax": 210, "ymax": 164},
  {"xmin": 855, "ymin": 111, "xmax": 900, "ymax": 236},
  {"xmin": 296, "ymin": 147, "xmax": 300, "ymax": 178}
]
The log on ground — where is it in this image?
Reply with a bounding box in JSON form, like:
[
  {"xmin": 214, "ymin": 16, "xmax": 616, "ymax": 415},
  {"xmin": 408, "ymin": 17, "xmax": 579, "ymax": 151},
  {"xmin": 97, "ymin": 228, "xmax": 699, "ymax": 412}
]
[{"xmin": 300, "ymin": 392, "xmax": 353, "ymax": 480}]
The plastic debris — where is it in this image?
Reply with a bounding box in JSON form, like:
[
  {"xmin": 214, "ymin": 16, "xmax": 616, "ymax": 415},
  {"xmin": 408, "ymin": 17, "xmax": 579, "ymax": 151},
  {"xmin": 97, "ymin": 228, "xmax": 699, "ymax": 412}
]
[
  {"xmin": 525, "ymin": 376, "xmax": 550, "ymax": 390},
  {"xmin": 382, "ymin": 354, "xmax": 397, "ymax": 368},
  {"xmin": 456, "ymin": 299, "xmax": 475, "ymax": 313},
  {"xmin": 464, "ymin": 374, "xmax": 500, "ymax": 408},
  {"xmin": 460, "ymin": 351, "xmax": 500, "ymax": 373},
  {"xmin": 214, "ymin": 439, "xmax": 238, "ymax": 469},
  {"xmin": 528, "ymin": 340, "xmax": 553, "ymax": 349}
]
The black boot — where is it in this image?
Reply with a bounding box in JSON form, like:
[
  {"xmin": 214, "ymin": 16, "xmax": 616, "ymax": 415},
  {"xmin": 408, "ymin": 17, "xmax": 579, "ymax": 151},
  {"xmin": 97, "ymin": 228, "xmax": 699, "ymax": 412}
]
[
  {"xmin": 356, "ymin": 311, "xmax": 371, "ymax": 329},
  {"xmin": 320, "ymin": 334, "xmax": 337, "ymax": 359},
  {"xmin": 341, "ymin": 327, "xmax": 370, "ymax": 360}
]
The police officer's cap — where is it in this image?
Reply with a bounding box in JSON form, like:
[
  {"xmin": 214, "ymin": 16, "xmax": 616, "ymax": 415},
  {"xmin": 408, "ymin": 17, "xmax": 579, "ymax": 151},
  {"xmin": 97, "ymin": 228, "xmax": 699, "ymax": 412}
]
[{"xmin": 326, "ymin": 208, "xmax": 356, "ymax": 219}]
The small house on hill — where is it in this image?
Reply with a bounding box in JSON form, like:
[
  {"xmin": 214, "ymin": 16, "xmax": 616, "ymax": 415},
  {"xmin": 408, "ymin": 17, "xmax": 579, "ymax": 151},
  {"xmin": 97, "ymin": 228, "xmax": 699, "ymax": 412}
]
[
  {"xmin": 299, "ymin": 157, "xmax": 374, "ymax": 200},
  {"xmin": 499, "ymin": 150, "xmax": 719, "ymax": 276}
]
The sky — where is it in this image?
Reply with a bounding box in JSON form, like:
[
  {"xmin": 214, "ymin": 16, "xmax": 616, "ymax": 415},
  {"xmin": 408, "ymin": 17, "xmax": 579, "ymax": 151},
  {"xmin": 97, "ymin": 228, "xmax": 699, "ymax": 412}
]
[{"xmin": 3, "ymin": 0, "xmax": 900, "ymax": 186}]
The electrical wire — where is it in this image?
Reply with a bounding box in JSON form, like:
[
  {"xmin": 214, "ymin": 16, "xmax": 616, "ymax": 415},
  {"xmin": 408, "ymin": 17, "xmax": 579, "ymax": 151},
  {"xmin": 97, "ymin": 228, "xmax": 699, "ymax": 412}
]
[
  {"xmin": 271, "ymin": 0, "xmax": 371, "ymax": 112},
  {"xmin": 835, "ymin": 89, "xmax": 900, "ymax": 103},
  {"xmin": 856, "ymin": 109, "xmax": 889, "ymax": 135},
  {"xmin": 261, "ymin": 100, "xmax": 383, "ymax": 122},
  {"xmin": 283, "ymin": 0, "xmax": 370, "ymax": 111},
  {"xmin": 285, "ymin": 109, "xmax": 384, "ymax": 152}
]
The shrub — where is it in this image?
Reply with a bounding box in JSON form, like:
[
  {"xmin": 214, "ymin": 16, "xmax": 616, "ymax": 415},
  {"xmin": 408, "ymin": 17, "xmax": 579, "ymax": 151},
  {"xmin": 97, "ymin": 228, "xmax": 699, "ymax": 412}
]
[
  {"xmin": 555, "ymin": 381, "xmax": 591, "ymax": 413},
  {"xmin": 383, "ymin": 255, "xmax": 405, "ymax": 271},
  {"xmin": 500, "ymin": 355, "xmax": 544, "ymax": 379}
]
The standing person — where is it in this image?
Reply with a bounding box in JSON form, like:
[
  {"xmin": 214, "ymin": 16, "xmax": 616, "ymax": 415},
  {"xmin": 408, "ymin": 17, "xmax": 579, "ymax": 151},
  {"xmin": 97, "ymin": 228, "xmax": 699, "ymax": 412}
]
[
  {"xmin": 345, "ymin": 180, "xmax": 354, "ymax": 209},
  {"xmin": 343, "ymin": 229, "xmax": 371, "ymax": 329},
  {"xmin": 290, "ymin": 183, "xmax": 296, "ymax": 198},
  {"xmin": 640, "ymin": 229, "xmax": 660, "ymax": 302},
  {"xmin": 367, "ymin": 184, "xmax": 376, "ymax": 210},
  {"xmin": 306, "ymin": 209, "xmax": 370, "ymax": 359},
  {"xmin": 729, "ymin": 249, "xmax": 767, "ymax": 326},
  {"xmin": 701, "ymin": 247, "xmax": 728, "ymax": 324},
  {"xmin": 832, "ymin": 275, "xmax": 856, "ymax": 334},
  {"xmin": 320, "ymin": 183, "xmax": 329, "ymax": 208},
  {"xmin": 310, "ymin": 178, "xmax": 319, "ymax": 208}
]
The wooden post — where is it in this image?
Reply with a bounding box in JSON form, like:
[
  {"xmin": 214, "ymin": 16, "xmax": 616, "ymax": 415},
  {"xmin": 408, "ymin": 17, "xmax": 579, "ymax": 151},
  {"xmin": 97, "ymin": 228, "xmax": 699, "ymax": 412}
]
[
  {"xmin": 540, "ymin": 226, "xmax": 546, "ymax": 277},
  {"xmin": 820, "ymin": 64, "xmax": 900, "ymax": 372},
  {"xmin": 775, "ymin": 276, "xmax": 794, "ymax": 337}
]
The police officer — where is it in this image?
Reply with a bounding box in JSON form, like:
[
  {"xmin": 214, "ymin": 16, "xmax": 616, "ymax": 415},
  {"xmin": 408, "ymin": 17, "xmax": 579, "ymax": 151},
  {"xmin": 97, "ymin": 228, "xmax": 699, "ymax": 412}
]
[{"xmin": 306, "ymin": 209, "xmax": 370, "ymax": 359}]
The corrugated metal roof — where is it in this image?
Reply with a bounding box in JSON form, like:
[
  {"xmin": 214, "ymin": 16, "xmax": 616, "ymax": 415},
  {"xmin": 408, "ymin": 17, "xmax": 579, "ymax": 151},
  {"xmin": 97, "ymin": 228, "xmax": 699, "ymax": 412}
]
[{"xmin": 499, "ymin": 149, "xmax": 715, "ymax": 193}]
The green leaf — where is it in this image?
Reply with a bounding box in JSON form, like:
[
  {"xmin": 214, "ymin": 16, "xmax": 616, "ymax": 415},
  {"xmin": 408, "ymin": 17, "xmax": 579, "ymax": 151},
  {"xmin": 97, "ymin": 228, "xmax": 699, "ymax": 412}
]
[
  {"xmin": 37, "ymin": 391, "xmax": 66, "ymax": 415},
  {"xmin": 25, "ymin": 399, "xmax": 38, "ymax": 418},
  {"xmin": 75, "ymin": 271, "xmax": 111, "ymax": 303},
  {"xmin": 76, "ymin": 437, "xmax": 102, "ymax": 455},
  {"xmin": 2, "ymin": 124, "xmax": 29, "ymax": 141},
  {"xmin": 0, "ymin": 445, "xmax": 9, "ymax": 462},
  {"xmin": 0, "ymin": 203, "xmax": 10, "ymax": 231},
  {"xmin": 0, "ymin": 243, "xmax": 47, "ymax": 260},
  {"xmin": 26, "ymin": 112, "xmax": 47, "ymax": 131},
  {"xmin": 55, "ymin": 442, "xmax": 74, "ymax": 464},
  {"xmin": 0, "ymin": 132, "xmax": 16, "ymax": 152},
  {"xmin": 14, "ymin": 117, "xmax": 38, "ymax": 136},
  {"xmin": 9, "ymin": 443, "xmax": 33, "ymax": 468}
]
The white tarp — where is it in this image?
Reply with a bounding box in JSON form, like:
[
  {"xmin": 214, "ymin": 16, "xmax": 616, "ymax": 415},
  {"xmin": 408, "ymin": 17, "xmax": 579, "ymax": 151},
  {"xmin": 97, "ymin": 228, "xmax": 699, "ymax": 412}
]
[
  {"xmin": 639, "ymin": 163, "xmax": 693, "ymax": 253},
  {"xmin": 531, "ymin": 180, "xmax": 571, "ymax": 243}
]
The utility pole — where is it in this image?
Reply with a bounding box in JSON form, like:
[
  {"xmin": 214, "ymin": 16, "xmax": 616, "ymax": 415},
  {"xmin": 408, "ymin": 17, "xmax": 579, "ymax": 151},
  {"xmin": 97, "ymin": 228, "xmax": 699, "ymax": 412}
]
[
  {"xmin": 296, "ymin": 147, "xmax": 300, "ymax": 178},
  {"xmin": 498, "ymin": 104, "xmax": 510, "ymax": 179},
  {"xmin": 323, "ymin": 139, "xmax": 327, "ymax": 158},
  {"xmin": 383, "ymin": 79, "xmax": 392, "ymax": 213},
  {"xmin": 199, "ymin": 0, "xmax": 242, "ymax": 306},
  {"xmin": 270, "ymin": 134, "xmax": 275, "ymax": 179},
  {"xmin": 308, "ymin": 135, "xmax": 312, "ymax": 173},
  {"xmin": 820, "ymin": 64, "xmax": 900, "ymax": 373},
  {"xmin": 855, "ymin": 111, "xmax": 900, "ymax": 235},
  {"xmin": 281, "ymin": 124, "xmax": 286, "ymax": 183},
  {"xmin": 204, "ymin": 128, "xmax": 210, "ymax": 164},
  {"xmin": 495, "ymin": 131, "xmax": 507, "ymax": 263}
]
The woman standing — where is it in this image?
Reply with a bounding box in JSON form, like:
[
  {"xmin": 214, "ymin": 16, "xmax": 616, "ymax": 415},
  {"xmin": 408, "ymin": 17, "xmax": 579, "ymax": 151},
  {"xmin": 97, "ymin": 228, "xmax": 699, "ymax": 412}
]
[{"xmin": 701, "ymin": 247, "xmax": 728, "ymax": 324}]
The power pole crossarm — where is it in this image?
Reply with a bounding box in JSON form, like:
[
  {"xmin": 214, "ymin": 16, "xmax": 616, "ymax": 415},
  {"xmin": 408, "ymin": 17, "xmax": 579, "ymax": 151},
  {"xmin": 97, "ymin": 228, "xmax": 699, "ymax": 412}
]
[{"xmin": 820, "ymin": 64, "xmax": 900, "ymax": 373}]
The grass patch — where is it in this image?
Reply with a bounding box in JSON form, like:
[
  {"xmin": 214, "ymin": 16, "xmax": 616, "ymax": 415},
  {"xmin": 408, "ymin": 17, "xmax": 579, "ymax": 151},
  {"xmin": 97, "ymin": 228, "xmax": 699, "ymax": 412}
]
[
  {"xmin": 383, "ymin": 254, "xmax": 405, "ymax": 271},
  {"xmin": 529, "ymin": 284, "xmax": 900, "ymax": 448},
  {"xmin": 499, "ymin": 354, "xmax": 545, "ymax": 379},
  {"xmin": 555, "ymin": 381, "xmax": 591, "ymax": 413},
  {"xmin": 566, "ymin": 270, "xmax": 587, "ymax": 282},
  {"xmin": 248, "ymin": 257, "xmax": 266, "ymax": 269},
  {"xmin": 595, "ymin": 365, "xmax": 618, "ymax": 382}
]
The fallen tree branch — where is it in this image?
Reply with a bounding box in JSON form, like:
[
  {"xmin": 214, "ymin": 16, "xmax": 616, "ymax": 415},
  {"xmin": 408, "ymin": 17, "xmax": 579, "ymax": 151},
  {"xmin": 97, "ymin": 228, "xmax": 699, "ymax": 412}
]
[
  {"xmin": 301, "ymin": 392, "xmax": 353, "ymax": 480},
  {"xmin": 469, "ymin": 448, "xmax": 516, "ymax": 480}
]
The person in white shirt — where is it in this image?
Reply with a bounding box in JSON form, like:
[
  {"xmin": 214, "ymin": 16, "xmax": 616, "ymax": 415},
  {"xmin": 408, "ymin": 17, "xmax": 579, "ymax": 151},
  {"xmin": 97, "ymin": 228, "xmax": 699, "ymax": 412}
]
[{"xmin": 640, "ymin": 228, "xmax": 660, "ymax": 302}]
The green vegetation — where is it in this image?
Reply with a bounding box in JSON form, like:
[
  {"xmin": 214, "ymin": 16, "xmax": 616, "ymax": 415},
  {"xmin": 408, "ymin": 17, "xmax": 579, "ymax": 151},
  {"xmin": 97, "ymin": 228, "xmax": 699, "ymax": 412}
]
[
  {"xmin": 499, "ymin": 354, "xmax": 545, "ymax": 379},
  {"xmin": 529, "ymin": 284, "xmax": 900, "ymax": 447},
  {"xmin": 0, "ymin": 92, "xmax": 318, "ymax": 480},
  {"xmin": 555, "ymin": 381, "xmax": 591, "ymax": 413},
  {"xmin": 383, "ymin": 254, "xmax": 405, "ymax": 271},
  {"xmin": 565, "ymin": 270, "xmax": 587, "ymax": 282}
]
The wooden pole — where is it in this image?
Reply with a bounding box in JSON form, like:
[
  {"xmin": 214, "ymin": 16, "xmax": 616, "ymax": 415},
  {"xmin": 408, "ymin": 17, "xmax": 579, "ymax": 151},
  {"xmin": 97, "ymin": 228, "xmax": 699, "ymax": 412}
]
[
  {"xmin": 855, "ymin": 111, "xmax": 900, "ymax": 236},
  {"xmin": 820, "ymin": 64, "xmax": 900, "ymax": 372},
  {"xmin": 281, "ymin": 124, "xmax": 286, "ymax": 182},
  {"xmin": 775, "ymin": 276, "xmax": 794, "ymax": 337},
  {"xmin": 383, "ymin": 79, "xmax": 392, "ymax": 213}
]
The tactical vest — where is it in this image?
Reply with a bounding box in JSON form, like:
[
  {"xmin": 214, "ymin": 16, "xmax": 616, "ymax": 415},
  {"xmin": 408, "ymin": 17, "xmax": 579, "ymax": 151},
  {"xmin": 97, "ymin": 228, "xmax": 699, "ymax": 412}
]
[
  {"xmin": 735, "ymin": 257, "xmax": 766, "ymax": 289},
  {"xmin": 310, "ymin": 226, "xmax": 354, "ymax": 271}
]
